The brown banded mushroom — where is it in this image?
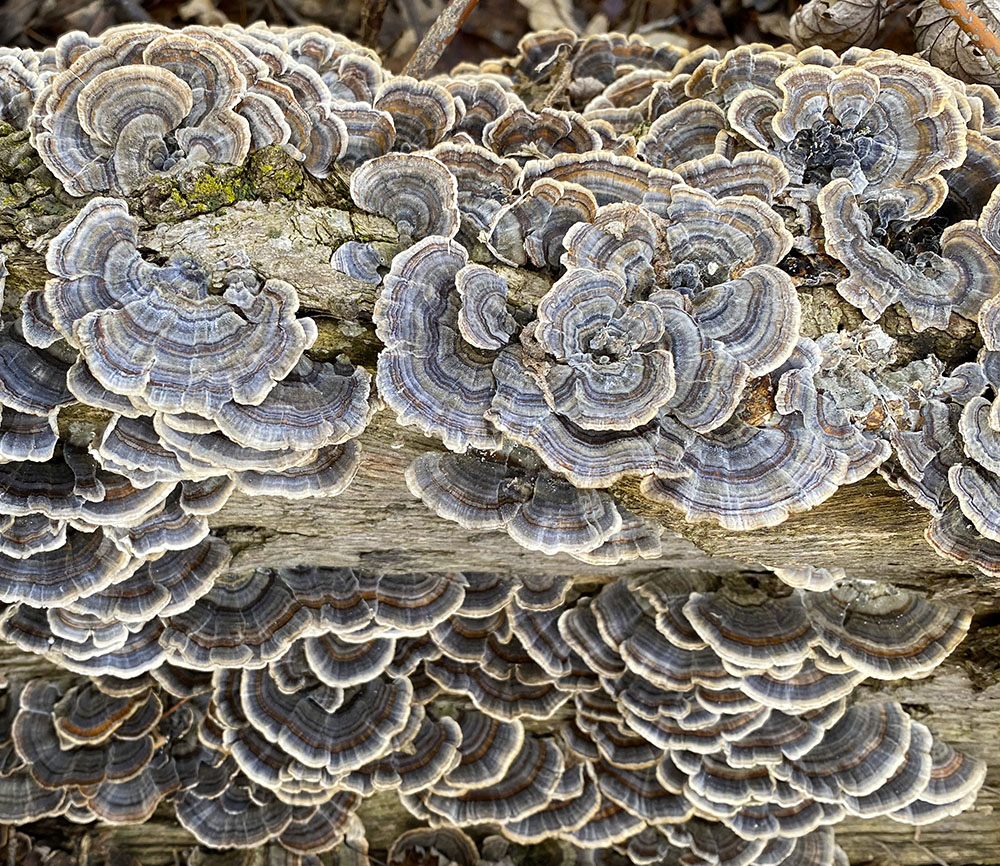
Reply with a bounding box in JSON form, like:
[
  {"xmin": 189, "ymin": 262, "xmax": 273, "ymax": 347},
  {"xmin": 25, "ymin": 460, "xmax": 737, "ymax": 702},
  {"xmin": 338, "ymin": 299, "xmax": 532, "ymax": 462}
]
[
  {"xmin": 375, "ymin": 236, "xmax": 500, "ymax": 452},
  {"xmin": 372, "ymin": 76, "xmax": 455, "ymax": 151},
  {"xmin": 486, "ymin": 178, "xmax": 599, "ymax": 268},
  {"xmin": 350, "ymin": 153, "xmax": 460, "ymax": 244}
]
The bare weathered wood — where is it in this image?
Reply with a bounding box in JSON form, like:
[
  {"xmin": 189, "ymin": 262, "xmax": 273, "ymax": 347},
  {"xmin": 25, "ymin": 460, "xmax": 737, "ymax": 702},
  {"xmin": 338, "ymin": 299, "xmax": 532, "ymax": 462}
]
[{"xmin": 210, "ymin": 411, "xmax": 998, "ymax": 609}]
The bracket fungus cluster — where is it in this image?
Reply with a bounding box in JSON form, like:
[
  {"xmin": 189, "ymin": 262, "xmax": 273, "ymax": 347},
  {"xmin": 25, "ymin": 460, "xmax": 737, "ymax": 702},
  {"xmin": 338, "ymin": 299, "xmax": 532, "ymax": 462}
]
[
  {"xmin": 0, "ymin": 569, "xmax": 985, "ymax": 862},
  {"xmin": 0, "ymin": 16, "xmax": 995, "ymax": 863}
]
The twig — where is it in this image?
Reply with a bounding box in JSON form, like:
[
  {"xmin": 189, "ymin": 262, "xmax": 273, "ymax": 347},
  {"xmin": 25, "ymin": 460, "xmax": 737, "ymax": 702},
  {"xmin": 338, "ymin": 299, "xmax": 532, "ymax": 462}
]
[
  {"xmin": 936, "ymin": 0, "xmax": 1000, "ymax": 78},
  {"xmin": 540, "ymin": 45, "xmax": 574, "ymax": 108},
  {"xmin": 360, "ymin": 0, "xmax": 390, "ymax": 48},
  {"xmin": 628, "ymin": 0, "xmax": 649, "ymax": 32},
  {"xmin": 402, "ymin": 0, "xmax": 481, "ymax": 79}
]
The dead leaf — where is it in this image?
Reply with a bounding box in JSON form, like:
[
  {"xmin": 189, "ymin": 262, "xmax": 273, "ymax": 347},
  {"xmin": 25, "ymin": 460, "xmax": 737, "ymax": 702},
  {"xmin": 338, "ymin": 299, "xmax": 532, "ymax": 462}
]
[
  {"xmin": 516, "ymin": 0, "xmax": 583, "ymax": 33},
  {"xmin": 179, "ymin": 0, "xmax": 229, "ymax": 26},
  {"xmin": 913, "ymin": 0, "xmax": 1000, "ymax": 85},
  {"xmin": 789, "ymin": 0, "xmax": 885, "ymax": 52}
]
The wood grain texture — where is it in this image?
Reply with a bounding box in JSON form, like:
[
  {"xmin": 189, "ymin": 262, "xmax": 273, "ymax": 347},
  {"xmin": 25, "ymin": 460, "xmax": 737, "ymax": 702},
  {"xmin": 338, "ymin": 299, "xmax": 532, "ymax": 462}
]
[{"xmin": 209, "ymin": 411, "xmax": 997, "ymax": 606}]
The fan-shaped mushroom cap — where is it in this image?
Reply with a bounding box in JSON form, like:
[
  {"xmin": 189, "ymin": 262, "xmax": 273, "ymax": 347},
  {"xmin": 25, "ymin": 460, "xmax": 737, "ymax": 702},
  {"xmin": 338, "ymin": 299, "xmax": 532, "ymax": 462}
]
[
  {"xmin": 683, "ymin": 591, "xmax": 816, "ymax": 669},
  {"xmin": 278, "ymin": 793, "xmax": 365, "ymax": 854},
  {"xmin": 95, "ymin": 415, "xmax": 195, "ymax": 485},
  {"xmin": 597, "ymin": 760, "xmax": 693, "ymax": 824},
  {"xmin": 160, "ymin": 568, "xmax": 315, "ymax": 669},
  {"xmin": 502, "ymin": 767, "xmax": 601, "ymax": 842},
  {"xmin": 211, "ymin": 356, "xmax": 372, "ymax": 452},
  {"xmin": 0, "ymin": 49, "xmax": 43, "ymax": 128},
  {"xmin": 617, "ymin": 621, "xmax": 734, "ymax": 692},
  {"xmin": 0, "ymin": 527, "xmax": 139, "ymax": 606},
  {"xmin": 376, "ymin": 236, "xmax": 500, "ymax": 452},
  {"xmin": 12, "ymin": 681, "xmax": 158, "ymax": 788},
  {"xmin": 455, "ymin": 265, "xmax": 515, "ymax": 352},
  {"xmin": 950, "ymin": 460, "xmax": 1000, "ymax": 543},
  {"xmin": 425, "ymin": 655, "xmax": 571, "ymax": 720},
  {"xmin": 373, "ymin": 76, "xmax": 455, "ymax": 150},
  {"xmin": 43, "ymin": 197, "xmax": 149, "ymax": 336},
  {"xmin": 77, "ymin": 270, "xmax": 316, "ymax": 419},
  {"xmin": 427, "ymin": 141, "xmax": 520, "ymax": 244},
  {"xmin": 151, "ymin": 414, "xmax": 308, "ymax": 474},
  {"xmin": 0, "ymin": 772, "xmax": 69, "ymax": 822},
  {"xmin": 351, "ymin": 153, "xmax": 459, "ymax": 243},
  {"xmin": 770, "ymin": 564, "xmax": 845, "ymax": 592},
  {"xmin": 564, "ymin": 796, "xmax": 645, "ymax": 847},
  {"xmin": 175, "ymin": 774, "xmax": 294, "ymax": 848},
  {"xmin": 180, "ymin": 475, "xmax": 236, "ymax": 515},
  {"xmin": 424, "ymin": 734, "xmax": 565, "ymax": 825},
  {"xmin": 723, "ymin": 700, "xmax": 847, "ymax": 768},
  {"xmin": 232, "ymin": 441, "xmax": 362, "ymax": 499},
  {"xmin": 639, "ymin": 101, "xmax": 726, "ymax": 167},
  {"xmin": 689, "ymin": 266, "xmax": 800, "ymax": 378},
  {"xmin": 431, "ymin": 608, "xmax": 509, "ymax": 663},
  {"xmin": 889, "ymin": 738, "xmax": 986, "ymax": 824},
  {"xmin": 274, "ymin": 566, "xmax": 375, "ymax": 634},
  {"xmin": 5, "ymin": 604, "xmax": 127, "ymax": 663},
  {"xmin": 802, "ymin": 582, "xmax": 971, "ymax": 678},
  {"xmin": 641, "ymin": 414, "xmax": 849, "ymax": 531},
  {"xmin": 404, "ymin": 450, "xmax": 528, "ymax": 532},
  {"xmin": 53, "ymin": 619, "xmax": 166, "ymax": 678},
  {"xmin": 443, "ymin": 710, "xmax": 524, "ymax": 790},
  {"xmin": 647, "ymin": 303, "xmax": 751, "ymax": 435},
  {"xmin": 32, "ymin": 30, "xmax": 259, "ymax": 195},
  {"xmin": 488, "ymin": 179, "xmax": 599, "ymax": 268},
  {"xmin": 0, "ymin": 324, "xmax": 73, "ymax": 421},
  {"xmin": 330, "ymin": 241, "xmax": 386, "ymax": 285},
  {"xmin": 662, "ymin": 183, "xmax": 793, "ymax": 279},
  {"xmin": 406, "ymin": 451, "xmax": 627, "ymax": 556},
  {"xmin": 488, "ymin": 345, "xmax": 687, "ymax": 487},
  {"xmin": 363, "ymin": 571, "xmax": 468, "ymax": 633},
  {"xmin": 663, "ymin": 819, "xmax": 768, "ymax": 866},
  {"xmin": 448, "ymin": 573, "xmax": 514, "ymax": 618},
  {"xmin": 484, "ymin": 106, "xmax": 602, "ymax": 160},
  {"xmin": 237, "ymin": 667, "xmax": 413, "ymax": 774},
  {"xmin": 0, "ymin": 513, "xmax": 65, "ymax": 559},
  {"xmin": 522, "ymin": 152, "xmax": 679, "ymax": 214},
  {"xmin": 738, "ymin": 658, "xmax": 865, "ymax": 712},
  {"xmin": 775, "ymin": 701, "xmax": 913, "ymax": 800},
  {"xmin": 926, "ymin": 498, "xmax": 1000, "ymax": 576},
  {"xmin": 560, "ymin": 202, "xmax": 658, "ymax": 287},
  {"xmin": 388, "ymin": 827, "xmax": 479, "ymax": 866},
  {"xmin": 732, "ymin": 56, "xmax": 967, "ymax": 200},
  {"xmin": 818, "ymin": 178, "xmax": 971, "ymax": 330},
  {"xmin": 300, "ymin": 634, "xmax": 394, "ymax": 688},
  {"xmin": 343, "ymin": 709, "xmax": 461, "ymax": 795},
  {"xmin": 0, "ymin": 410, "xmax": 58, "ymax": 462},
  {"xmin": 107, "ymin": 493, "xmax": 210, "ymax": 558},
  {"xmin": 68, "ymin": 537, "xmax": 230, "ymax": 623},
  {"xmin": 675, "ymin": 150, "xmax": 789, "ymax": 202},
  {"xmin": 528, "ymin": 266, "xmax": 675, "ymax": 431}
]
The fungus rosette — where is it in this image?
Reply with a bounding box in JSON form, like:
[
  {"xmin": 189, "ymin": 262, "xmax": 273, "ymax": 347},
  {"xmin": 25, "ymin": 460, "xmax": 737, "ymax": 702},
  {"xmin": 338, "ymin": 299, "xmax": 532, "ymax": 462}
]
[{"xmin": 27, "ymin": 23, "xmax": 397, "ymax": 193}]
